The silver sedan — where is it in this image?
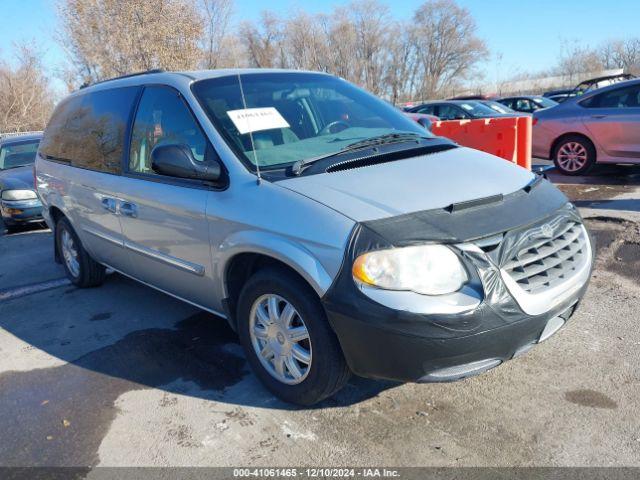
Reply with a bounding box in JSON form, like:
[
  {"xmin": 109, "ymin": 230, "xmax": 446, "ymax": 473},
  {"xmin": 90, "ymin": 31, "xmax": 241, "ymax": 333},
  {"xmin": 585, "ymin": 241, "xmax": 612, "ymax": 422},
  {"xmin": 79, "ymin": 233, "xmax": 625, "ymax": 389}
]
[{"xmin": 532, "ymin": 79, "xmax": 640, "ymax": 175}]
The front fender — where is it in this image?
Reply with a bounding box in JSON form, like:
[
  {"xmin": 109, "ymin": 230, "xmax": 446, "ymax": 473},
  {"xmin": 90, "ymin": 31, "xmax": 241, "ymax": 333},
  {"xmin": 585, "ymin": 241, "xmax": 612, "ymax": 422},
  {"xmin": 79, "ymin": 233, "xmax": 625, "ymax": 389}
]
[{"xmin": 217, "ymin": 230, "xmax": 337, "ymax": 299}]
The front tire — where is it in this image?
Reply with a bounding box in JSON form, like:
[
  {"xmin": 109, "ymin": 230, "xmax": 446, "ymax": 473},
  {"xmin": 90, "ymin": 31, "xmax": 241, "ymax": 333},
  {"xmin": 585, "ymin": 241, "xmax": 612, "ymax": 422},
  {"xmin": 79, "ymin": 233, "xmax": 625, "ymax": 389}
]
[
  {"xmin": 237, "ymin": 267, "xmax": 351, "ymax": 405},
  {"xmin": 56, "ymin": 217, "xmax": 106, "ymax": 288},
  {"xmin": 553, "ymin": 135, "xmax": 596, "ymax": 176}
]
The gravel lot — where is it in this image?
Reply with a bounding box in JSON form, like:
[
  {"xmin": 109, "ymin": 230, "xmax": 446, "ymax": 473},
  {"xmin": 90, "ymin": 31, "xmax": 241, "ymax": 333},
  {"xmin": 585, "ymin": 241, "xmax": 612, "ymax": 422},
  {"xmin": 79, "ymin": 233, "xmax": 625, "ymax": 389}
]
[{"xmin": 1, "ymin": 165, "xmax": 639, "ymax": 468}]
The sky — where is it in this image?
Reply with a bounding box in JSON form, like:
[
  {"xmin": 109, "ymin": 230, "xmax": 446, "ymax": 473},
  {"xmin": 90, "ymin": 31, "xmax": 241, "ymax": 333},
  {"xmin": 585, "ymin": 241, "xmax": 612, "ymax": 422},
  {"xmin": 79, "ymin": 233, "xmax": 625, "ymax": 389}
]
[{"xmin": 1, "ymin": 0, "xmax": 639, "ymax": 91}]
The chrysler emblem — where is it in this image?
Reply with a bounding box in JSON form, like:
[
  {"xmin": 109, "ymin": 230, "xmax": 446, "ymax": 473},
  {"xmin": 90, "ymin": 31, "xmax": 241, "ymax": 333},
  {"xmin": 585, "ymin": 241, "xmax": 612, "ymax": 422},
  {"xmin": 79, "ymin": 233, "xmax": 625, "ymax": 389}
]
[{"xmin": 540, "ymin": 224, "xmax": 554, "ymax": 238}]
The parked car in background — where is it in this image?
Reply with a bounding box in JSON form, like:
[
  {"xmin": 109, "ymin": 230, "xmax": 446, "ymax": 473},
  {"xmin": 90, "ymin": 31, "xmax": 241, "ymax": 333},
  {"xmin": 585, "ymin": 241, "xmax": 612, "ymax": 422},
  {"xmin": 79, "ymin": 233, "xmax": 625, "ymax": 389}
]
[
  {"xmin": 403, "ymin": 111, "xmax": 439, "ymax": 131},
  {"xmin": 547, "ymin": 93, "xmax": 571, "ymax": 103},
  {"xmin": 570, "ymin": 73, "xmax": 636, "ymax": 97},
  {"xmin": 497, "ymin": 96, "xmax": 558, "ymax": 113},
  {"xmin": 543, "ymin": 88, "xmax": 573, "ymax": 99},
  {"xmin": 542, "ymin": 74, "xmax": 637, "ymax": 104},
  {"xmin": 447, "ymin": 94, "xmax": 494, "ymax": 101},
  {"xmin": 533, "ymin": 78, "xmax": 640, "ymax": 175},
  {"xmin": 406, "ymin": 100, "xmax": 515, "ymax": 120},
  {"xmin": 480, "ymin": 100, "xmax": 519, "ymax": 115},
  {"xmin": 37, "ymin": 69, "xmax": 592, "ymax": 405},
  {"xmin": 0, "ymin": 132, "xmax": 43, "ymax": 233}
]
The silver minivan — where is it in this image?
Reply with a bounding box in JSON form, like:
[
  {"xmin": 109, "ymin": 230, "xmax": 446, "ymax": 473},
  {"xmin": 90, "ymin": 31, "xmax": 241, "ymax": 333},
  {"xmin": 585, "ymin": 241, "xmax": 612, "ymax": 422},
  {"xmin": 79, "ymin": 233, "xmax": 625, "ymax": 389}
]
[{"xmin": 36, "ymin": 70, "xmax": 593, "ymax": 405}]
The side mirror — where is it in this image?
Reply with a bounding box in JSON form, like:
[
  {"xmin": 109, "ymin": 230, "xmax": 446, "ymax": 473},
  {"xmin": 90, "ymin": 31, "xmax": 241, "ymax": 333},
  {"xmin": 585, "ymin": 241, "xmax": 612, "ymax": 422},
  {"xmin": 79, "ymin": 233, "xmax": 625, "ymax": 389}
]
[
  {"xmin": 151, "ymin": 144, "xmax": 221, "ymax": 182},
  {"xmin": 417, "ymin": 117, "xmax": 433, "ymax": 131}
]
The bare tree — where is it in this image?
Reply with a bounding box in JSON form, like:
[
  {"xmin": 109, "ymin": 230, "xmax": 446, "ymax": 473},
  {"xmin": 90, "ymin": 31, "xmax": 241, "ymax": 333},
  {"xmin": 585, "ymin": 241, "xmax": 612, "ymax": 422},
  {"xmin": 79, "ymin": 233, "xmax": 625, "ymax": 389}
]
[
  {"xmin": 554, "ymin": 40, "xmax": 604, "ymax": 83},
  {"xmin": 385, "ymin": 26, "xmax": 419, "ymax": 103},
  {"xmin": 57, "ymin": 0, "xmax": 204, "ymax": 86},
  {"xmin": 409, "ymin": 0, "xmax": 488, "ymax": 99},
  {"xmin": 603, "ymin": 38, "xmax": 640, "ymax": 74},
  {"xmin": 283, "ymin": 11, "xmax": 331, "ymax": 72},
  {"xmin": 0, "ymin": 43, "xmax": 54, "ymax": 132},
  {"xmin": 200, "ymin": 0, "xmax": 234, "ymax": 69},
  {"xmin": 347, "ymin": 1, "xmax": 392, "ymax": 95},
  {"xmin": 239, "ymin": 11, "xmax": 287, "ymax": 68}
]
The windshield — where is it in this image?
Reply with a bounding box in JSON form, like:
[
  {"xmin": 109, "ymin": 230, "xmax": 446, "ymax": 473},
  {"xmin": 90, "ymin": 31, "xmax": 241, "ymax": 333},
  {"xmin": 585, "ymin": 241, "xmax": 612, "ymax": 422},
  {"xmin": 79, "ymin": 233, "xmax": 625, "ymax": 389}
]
[
  {"xmin": 457, "ymin": 101, "xmax": 500, "ymax": 117},
  {"xmin": 0, "ymin": 140, "xmax": 39, "ymax": 170},
  {"xmin": 483, "ymin": 101, "xmax": 512, "ymax": 114},
  {"xmin": 533, "ymin": 97, "xmax": 558, "ymax": 108},
  {"xmin": 192, "ymin": 72, "xmax": 431, "ymax": 170}
]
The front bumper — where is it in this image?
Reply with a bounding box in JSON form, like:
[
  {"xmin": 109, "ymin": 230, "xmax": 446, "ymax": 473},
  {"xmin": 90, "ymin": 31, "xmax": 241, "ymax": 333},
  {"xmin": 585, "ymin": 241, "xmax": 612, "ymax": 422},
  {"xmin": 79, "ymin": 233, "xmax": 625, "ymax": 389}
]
[
  {"xmin": 0, "ymin": 198, "xmax": 43, "ymax": 225},
  {"xmin": 324, "ymin": 289, "xmax": 584, "ymax": 383}
]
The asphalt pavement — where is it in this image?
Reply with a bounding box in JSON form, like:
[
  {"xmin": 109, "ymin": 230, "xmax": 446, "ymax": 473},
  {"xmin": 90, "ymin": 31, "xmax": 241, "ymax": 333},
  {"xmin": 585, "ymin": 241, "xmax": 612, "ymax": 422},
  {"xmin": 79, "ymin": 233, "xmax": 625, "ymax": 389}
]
[{"xmin": 0, "ymin": 165, "xmax": 639, "ymax": 468}]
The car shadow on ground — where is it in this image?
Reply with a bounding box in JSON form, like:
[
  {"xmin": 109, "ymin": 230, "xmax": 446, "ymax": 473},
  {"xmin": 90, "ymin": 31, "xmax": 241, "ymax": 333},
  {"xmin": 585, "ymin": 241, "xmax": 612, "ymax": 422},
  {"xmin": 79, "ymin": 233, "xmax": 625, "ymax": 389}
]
[
  {"xmin": 0, "ymin": 271, "xmax": 398, "ymax": 414},
  {"xmin": 0, "ymin": 219, "xmax": 48, "ymax": 237}
]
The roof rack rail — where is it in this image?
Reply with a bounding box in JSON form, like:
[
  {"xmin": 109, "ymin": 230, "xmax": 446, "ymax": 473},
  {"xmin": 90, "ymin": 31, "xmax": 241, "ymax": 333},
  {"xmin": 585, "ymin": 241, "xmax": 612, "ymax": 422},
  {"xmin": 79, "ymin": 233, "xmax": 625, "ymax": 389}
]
[
  {"xmin": 80, "ymin": 69, "xmax": 165, "ymax": 89},
  {"xmin": 0, "ymin": 130, "xmax": 43, "ymax": 140}
]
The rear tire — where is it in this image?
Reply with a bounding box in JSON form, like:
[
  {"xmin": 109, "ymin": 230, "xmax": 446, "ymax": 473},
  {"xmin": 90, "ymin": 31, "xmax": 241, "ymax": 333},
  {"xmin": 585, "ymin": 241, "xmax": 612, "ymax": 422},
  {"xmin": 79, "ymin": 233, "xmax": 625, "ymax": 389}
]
[
  {"xmin": 237, "ymin": 267, "xmax": 351, "ymax": 405},
  {"xmin": 56, "ymin": 217, "xmax": 105, "ymax": 288},
  {"xmin": 553, "ymin": 135, "xmax": 596, "ymax": 176}
]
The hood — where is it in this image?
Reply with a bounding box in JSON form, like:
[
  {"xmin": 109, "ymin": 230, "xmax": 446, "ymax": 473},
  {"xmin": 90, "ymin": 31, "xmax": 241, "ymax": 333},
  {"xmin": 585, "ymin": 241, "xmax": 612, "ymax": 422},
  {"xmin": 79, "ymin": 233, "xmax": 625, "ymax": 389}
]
[
  {"xmin": 277, "ymin": 147, "xmax": 535, "ymax": 222},
  {"xmin": 0, "ymin": 166, "xmax": 35, "ymax": 191}
]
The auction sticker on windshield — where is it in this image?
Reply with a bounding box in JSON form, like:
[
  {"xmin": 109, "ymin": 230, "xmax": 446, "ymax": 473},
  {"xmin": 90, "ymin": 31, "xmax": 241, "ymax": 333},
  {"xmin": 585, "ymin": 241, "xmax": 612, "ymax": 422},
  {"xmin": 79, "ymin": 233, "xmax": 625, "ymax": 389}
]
[{"xmin": 227, "ymin": 107, "xmax": 290, "ymax": 134}]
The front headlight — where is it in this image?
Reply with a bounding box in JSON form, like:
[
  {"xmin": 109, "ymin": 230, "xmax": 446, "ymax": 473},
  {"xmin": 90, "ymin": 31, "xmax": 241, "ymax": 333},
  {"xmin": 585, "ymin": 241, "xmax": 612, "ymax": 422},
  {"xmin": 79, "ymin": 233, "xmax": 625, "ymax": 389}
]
[
  {"xmin": 1, "ymin": 189, "xmax": 37, "ymax": 201},
  {"xmin": 352, "ymin": 245, "xmax": 468, "ymax": 295}
]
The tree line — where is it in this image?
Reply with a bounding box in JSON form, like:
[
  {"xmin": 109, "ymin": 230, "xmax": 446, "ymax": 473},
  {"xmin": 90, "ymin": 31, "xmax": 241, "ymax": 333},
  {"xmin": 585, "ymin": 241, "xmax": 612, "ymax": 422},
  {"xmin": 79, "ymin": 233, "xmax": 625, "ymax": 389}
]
[{"xmin": 1, "ymin": 0, "xmax": 639, "ymax": 133}]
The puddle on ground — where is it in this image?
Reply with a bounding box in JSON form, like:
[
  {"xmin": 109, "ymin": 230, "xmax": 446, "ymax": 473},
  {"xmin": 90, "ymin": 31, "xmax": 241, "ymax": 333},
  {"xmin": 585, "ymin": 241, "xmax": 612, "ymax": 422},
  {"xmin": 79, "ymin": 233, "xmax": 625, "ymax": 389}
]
[
  {"xmin": 610, "ymin": 242, "xmax": 640, "ymax": 283},
  {"xmin": 564, "ymin": 389, "xmax": 618, "ymax": 409}
]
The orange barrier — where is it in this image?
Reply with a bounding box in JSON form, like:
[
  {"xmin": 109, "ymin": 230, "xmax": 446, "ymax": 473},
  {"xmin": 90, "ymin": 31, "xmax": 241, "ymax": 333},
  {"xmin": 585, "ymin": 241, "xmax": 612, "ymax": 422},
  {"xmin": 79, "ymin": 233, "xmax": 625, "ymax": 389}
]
[{"xmin": 430, "ymin": 116, "xmax": 532, "ymax": 170}]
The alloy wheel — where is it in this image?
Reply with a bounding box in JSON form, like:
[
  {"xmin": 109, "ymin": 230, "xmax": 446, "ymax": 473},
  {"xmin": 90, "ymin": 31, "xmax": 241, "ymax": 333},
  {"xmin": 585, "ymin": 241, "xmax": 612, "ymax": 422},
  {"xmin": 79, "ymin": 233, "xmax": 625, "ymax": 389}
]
[
  {"xmin": 249, "ymin": 294, "xmax": 312, "ymax": 385},
  {"xmin": 61, "ymin": 229, "xmax": 80, "ymax": 278},
  {"xmin": 557, "ymin": 142, "xmax": 588, "ymax": 172}
]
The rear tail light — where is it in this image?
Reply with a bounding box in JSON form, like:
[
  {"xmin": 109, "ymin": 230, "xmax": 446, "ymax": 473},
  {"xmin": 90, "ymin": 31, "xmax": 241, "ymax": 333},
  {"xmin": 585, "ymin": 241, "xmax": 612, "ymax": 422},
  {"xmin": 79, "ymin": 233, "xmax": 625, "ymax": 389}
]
[{"xmin": 532, "ymin": 117, "xmax": 538, "ymax": 126}]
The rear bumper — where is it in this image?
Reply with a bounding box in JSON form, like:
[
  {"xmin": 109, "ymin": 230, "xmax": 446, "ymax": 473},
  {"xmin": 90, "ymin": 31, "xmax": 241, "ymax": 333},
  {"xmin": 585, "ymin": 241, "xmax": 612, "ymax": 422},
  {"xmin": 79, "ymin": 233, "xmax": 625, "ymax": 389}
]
[{"xmin": 0, "ymin": 199, "xmax": 43, "ymax": 225}]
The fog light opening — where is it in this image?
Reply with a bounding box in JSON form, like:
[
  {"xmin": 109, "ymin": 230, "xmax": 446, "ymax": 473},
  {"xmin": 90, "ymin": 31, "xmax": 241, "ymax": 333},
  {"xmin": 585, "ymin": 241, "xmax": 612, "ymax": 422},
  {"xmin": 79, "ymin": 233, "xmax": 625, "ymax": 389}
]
[
  {"xmin": 538, "ymin": 316, "xmax": 565, "ymax": 343},
  {"xmin": 420, "ymin": 358, "xmax": 502, "ymax": 382}
]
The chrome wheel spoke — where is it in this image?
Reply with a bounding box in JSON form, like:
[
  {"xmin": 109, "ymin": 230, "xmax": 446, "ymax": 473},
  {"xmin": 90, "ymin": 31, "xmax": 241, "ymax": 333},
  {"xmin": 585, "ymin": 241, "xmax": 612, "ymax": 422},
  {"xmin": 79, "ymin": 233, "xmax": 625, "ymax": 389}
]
[
  {"xmin": 279, "ymin": 303, "xmax": 296, "ymax": 328},
  {"xmin": 292, "ymin": 344, "xmax": 311, "ymax": 365},
  {"xmin": 274, "ymin": 355, "xmax": 285, "ymax": 377},
  {"xmin": 256, "ymin": 304, "xmax": 270, "ymax": 326},
  {"xmin": 267, "ymin": 297, "xmax": 280, "ymax": 324},
  {"xmin": 260, "ymin": 343, "xmax": 275, "ymax": 360},
  {"xmin": 253, "ymin": 325, "xmax": 269, "ymax": 339},
  {"xmin": 287, "ymin": 326, "xmax": 309, "ymax": 343},
  {"xmin": 285, "ymin": 356, "xmax": 303, "ymax": 379}
]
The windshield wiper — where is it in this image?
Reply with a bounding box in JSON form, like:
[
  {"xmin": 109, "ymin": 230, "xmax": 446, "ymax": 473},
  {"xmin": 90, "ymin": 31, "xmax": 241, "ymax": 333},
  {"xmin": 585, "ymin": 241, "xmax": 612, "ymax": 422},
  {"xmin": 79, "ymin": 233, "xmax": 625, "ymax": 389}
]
[
  {"xmin": 344, "ymin": 132, "xmax": 429, "ymax": 150},
  {"xmin": 291, "ymin": 132, "xmax": 430, "ymax": 175}
]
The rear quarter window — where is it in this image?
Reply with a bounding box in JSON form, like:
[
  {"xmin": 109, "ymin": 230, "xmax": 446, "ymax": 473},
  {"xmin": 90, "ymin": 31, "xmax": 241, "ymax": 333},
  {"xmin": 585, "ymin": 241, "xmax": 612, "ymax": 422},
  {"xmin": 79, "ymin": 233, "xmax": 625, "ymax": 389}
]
[{"xmin": 40, "ymin": 86, "xmax": 140, "ymax": 174}]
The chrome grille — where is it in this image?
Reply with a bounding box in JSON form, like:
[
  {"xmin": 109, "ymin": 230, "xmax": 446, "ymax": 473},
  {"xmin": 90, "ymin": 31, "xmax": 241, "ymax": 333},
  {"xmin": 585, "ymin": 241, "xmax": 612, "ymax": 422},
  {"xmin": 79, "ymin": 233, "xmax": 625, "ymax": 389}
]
[{"xmin": 502, "ymin": 220, "xmax": 588, "ymax": 294}]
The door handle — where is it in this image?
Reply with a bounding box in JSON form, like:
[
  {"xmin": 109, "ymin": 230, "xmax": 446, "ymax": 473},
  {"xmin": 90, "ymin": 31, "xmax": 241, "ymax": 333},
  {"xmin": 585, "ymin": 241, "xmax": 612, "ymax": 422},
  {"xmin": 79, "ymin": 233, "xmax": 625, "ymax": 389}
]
[
  {"xmin": 119, "ymin": 202, "xmax": 138, "ymax": 218},
  {"xmin": 101, "ymin": 197, "xmax": 117, "ymax": 213},
  {"xmin": 591, "ymin": 114, "xmax": 607, "ymax": 119}
]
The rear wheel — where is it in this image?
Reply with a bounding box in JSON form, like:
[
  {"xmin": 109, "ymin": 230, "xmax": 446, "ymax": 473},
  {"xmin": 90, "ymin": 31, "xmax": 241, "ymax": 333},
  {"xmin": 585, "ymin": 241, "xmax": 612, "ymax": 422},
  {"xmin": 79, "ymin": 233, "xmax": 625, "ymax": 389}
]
[
  {"xmin": 553, "ymin": 135, "xmax": 596, "ymax": 175},
  {"xmin": 56, "ymin": 217, "xmax": 106, "ymax": 288},
  {"xmin": 237, "ymin": 267, "xmax": 350, "ymax": 405}
]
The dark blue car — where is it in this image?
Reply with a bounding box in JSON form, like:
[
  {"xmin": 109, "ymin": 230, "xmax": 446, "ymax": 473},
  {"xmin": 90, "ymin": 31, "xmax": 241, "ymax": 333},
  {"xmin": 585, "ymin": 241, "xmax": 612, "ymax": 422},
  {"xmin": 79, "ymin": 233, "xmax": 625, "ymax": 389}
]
[{"xmin": 0, "ymin": 132, "xmax": 43, "ymax": 233}]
